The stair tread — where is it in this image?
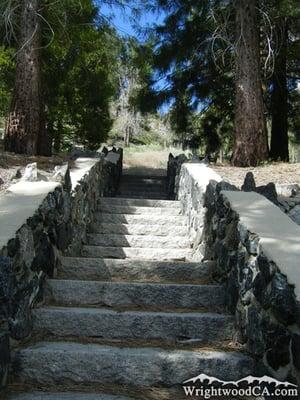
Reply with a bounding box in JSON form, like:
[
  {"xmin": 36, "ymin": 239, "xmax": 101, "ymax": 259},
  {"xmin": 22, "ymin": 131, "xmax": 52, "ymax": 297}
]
[
  {"xmin": 60, "ymin": 257, "xmax": 208, "ymax": 266},
  {"xmin": 82, "ymin": 245, "xmax": 192, "ymax": 260},
  {"xmin": 121, "ymin": 175, "xmax": 167, "ymax": 180},
  {"xmin": 99, "ymin": 197, "xmax": 180, "ymax": 208},
  {"xmin": 119, "ymin": 183, "xmax": 166, "ymax": 190},
  {"xmin": 45, "ymin": 279, "xmax": 225, "ymax": 311},
  {"xmin": 5, "ymin": 393, "xmax": 132, "ymax": 400},
  {"xmin": 89, "ymin": 222, "xmax": 188, "ymax": 236},
  {"xmin": 35, "ymin": 305, "xmax": 233, "ymax": 318},
  {"xmin": 96, "ymin": 213, "xmax": 187, "ymax": 225},
  {"xmin": 97, "ymin": 205, "xmax": 181, "ymax": 215},
  {"xmin": 86, "ymin": 233, "xmax": 191, "ymax": 249},
  {"xmin": 13, "ymin": 341, "xmax": 256, "ymax": 387},
  {"xmin": 116, "ymin": 193, "xmax": 168, "ymax": 199},
  {"xmin": 58, "ymin": 257, "xmax": 214, "ymax": 284},
  {"xmin": 34, "ymin": 306, "xmax": 234, "ymax": 343}
]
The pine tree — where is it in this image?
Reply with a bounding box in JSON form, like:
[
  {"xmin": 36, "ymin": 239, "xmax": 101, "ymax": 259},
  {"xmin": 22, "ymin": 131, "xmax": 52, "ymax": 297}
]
[
  {"xmin": 231, "ymin": 0, "xmax": 269, "ymax": 166},
  {"xmin": 4, "ymin": 0, "xmax": 45, "ymax": 155}
]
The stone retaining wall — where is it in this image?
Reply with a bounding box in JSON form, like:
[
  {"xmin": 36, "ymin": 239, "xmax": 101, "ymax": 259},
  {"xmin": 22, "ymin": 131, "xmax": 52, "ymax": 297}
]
[
  {"xmin": 0, "ymin": 148, "xmax": 122, "ymax": 388},
  {"xmin": 175, "ymin": 161, "xmax": 300, "ymax": 385},
  {"xmin": 177, "ymin": 163, "xmax": 222, "ymax": 261}
]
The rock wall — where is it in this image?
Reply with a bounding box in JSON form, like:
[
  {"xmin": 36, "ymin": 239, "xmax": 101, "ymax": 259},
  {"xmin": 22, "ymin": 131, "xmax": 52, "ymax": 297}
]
[
  {"xmin": 177, "ymin": 162, "xmax": 300, "ymax": 385},
  {"xmin": 0, "ymin": 148, "xmax": 122, "ymax": 388},
  {"xmin": 166, "ymin": 153, "xmax": 188, "ymax": 199},
  {"xmin": 176, "ymin": 163, "xmax": 222, "ymax": 260}
]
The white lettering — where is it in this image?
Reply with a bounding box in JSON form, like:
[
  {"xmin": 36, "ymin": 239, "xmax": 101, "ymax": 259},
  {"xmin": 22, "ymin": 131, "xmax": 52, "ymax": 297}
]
[{"xmin": 183, "ymin": 386, "xmax": 195, "ymax": 396}]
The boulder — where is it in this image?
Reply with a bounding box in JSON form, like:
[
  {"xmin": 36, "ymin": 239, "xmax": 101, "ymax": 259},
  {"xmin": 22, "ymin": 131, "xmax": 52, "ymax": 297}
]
[
  {"xmin": 276, "ymin": 183, "xmax": 300, "ymax": 197},
  {"xmin": 241, "ymin": 172, "xmax": 256, "ymax": 192},
  {"xmin": 21, "ymin": 163, "xmax": 38, "ymax": 182},
  {"xmin": 52, "ymin": 163, "xmax": 71, "ymax": 192},
  {"xmin": 256, "ymin": 182, "xmax": 278, "ymax": 205}
]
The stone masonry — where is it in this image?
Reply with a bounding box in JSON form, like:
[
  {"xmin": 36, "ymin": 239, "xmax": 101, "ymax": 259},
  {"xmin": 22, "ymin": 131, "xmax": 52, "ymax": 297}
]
[
  {"xmin": 2, "ymin": 166, "xmax": 256, "ymax": 399},
  {"xmin": 173, "ymin": 160, "xmax": 300, "ymax": 387},
  {"xmin": 0, "ymin": 148, "xmax": 123, "ymax": 389}
]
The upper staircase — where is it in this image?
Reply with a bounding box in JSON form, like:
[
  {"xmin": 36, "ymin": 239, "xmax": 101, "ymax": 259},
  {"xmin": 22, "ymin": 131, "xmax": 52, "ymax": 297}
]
[{"xmin": 5, "ymin": 173, "xmax": 255, "ymax": 400}]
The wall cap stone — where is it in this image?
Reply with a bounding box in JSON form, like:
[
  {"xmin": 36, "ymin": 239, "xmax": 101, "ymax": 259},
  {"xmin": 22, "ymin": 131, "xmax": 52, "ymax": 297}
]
[
  {"xmin": 0, "ymin": 181, "xmax": 61, "ymax": 250},
  {"xmin": 70, "ymin": 157, "xmax": 101, "ymax": 190},
  {"xmin": 222, "ymin": 190, "xmax": 300, "ymax": 299},
  {"xmin": 181, "ymin": 164, "xmax": 222, "ymax": 188},
  {"xmin": 0, "ymin": 157, "xmax": 102, "ymax": 251}
]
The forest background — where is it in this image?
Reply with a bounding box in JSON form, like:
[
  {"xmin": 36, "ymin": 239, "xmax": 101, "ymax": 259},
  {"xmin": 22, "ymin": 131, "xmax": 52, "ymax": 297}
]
[{"xmin": 0, "ymin": 0, "xmax": 300, "ymax": 167}]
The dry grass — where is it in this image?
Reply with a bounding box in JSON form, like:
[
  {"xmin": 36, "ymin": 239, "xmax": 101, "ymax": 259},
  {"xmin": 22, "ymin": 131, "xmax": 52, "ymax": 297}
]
[{"xmin": 123, "ymin": 145, "xmax": 189, "ymax": 176}]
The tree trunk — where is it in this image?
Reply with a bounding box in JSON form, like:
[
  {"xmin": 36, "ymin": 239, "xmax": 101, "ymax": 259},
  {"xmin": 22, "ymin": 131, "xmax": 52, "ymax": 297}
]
[
  {"xmin": 124, "ymin": 126, "xmax": 131, "ymax": 147},
  {"xmin": 4, "ymin": 0, "xmax": 47, "ymax": 155},
  {"xmin": 231, "ymin": 0, "xmax": 268, "ymax": 166},
  {"xmin": 270, "ymin": 18, "xmax": 289, "ymax": 162}
]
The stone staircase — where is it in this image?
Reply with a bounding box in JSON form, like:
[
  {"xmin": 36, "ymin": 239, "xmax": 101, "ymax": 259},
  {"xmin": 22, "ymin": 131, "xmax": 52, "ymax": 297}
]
[{"xmin": 6, "ymin": 173, "xmax": 255, "ymax": 399}]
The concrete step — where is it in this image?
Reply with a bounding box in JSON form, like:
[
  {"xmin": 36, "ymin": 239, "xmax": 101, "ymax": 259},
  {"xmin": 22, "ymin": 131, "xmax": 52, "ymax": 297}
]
[
  {"xmin": 33, "ymin": 307, "xmax": 234, "ymax": 344},
  {"xmin": 95, "ymin": 213, "xmax": 187, "ymax": 226},
  {"xmin": 5, "ymin": 393, "xmax": 133, "ymax": 400},
  {"xmin": 45, "ymin": 280, "xmax": 225, "ymax": 311},
  {"xmin": 58, "ymin": 258, "xmax": 215, "ymax": 284},
  {"xmin": 97, "ymin": 204, "xmax": 181, "ymax": 215},
  {"xmin": 121, "ymin": 175, "xmax": 167, "ymax": 182},
  {"xmin": 86, "ymin": 234, "xmax": 191, "ymax": 249},
  {"xmin": 89, "ymin": 222, "xmax": 188, "ymax": 236},
  {"xmin": 12, "ymin": 342, "xmax": 256, "ymax": 388},
  {"xmin": 117, "ymin": 192, "xmax": 168, "ymax": 199},
  {"xmin": 119, "ymin": 184, "xmax": 166, "ymax": 193},
  {"xmin": 99, "ymin": 197, "xmax": 180, "ymax": 208},
  {"xmin": 120, "ymin": 179, "xmax": 165, "ymax": 186},
  {"xmin": 82, "ymin": 245, "xmax": 192, "ymax": 260}
]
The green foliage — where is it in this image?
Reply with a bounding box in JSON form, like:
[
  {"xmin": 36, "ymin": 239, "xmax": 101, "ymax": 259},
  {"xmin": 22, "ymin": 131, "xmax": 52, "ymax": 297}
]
[
  {"xmin": 137, "ymin": 0, "xmax": 300, "ymax": 160},
  {"xmin": 138, "ymin": 0, "xmax": 235, "ymax": 155},
  {"xmin": 0, "ymin": 0, "xmax": 121, "ymax": 151},
  {"xmin": 131, "ymin": 132, "xmax": 158, "ymax": 145},
  {"xmin": 0, "ymin": 46, "xmax": 14, "ymax": 118},
  {"xmin": 277, "ymin": 0, "xmax": 300, "ymax": 17},
  {"xmin": 42, "ymin": 0, "xmax": 120, "ymax": 150}
]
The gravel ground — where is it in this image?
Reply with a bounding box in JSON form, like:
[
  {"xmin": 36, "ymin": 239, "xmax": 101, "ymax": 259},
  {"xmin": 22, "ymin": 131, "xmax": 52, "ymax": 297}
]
[{"xmin": 211, "ymin": 163, "xmax": 300, "ymax": 188}]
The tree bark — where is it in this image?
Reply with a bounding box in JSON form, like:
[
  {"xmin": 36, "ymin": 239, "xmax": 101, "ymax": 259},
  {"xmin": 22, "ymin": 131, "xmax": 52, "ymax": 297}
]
[
  {"xmin": 124, "ymin": 126, "xmax": 132, "ymax": 147},
  {"xmin": 270, "ymin": 18, "xmax": 289, "ymax": 162},
  {"xmin": 4, "ymin": 0, "xmax": 48, "ymax": 155},
  {"xmin": 231, "ymin": 0, "xmax": 269, "ymax": 166}
]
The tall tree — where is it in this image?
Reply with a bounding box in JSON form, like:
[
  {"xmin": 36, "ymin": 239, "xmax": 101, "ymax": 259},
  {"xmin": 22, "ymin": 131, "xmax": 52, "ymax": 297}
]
[
  {"xmin": 43, "ymin": 18, "xmax": 118, "ymax": 151},
  {"xmin": 4, "ymin": 0, "xmax": 45, "ymax": 155},
  {"xmin": 268, "ymin": 0, "xmax": 300, "ymax": 161},
  {"xmin": 111, "ymin": 39, "xmax": 154, "ymax": 147},
  {"xmin": 269, "ymin": 17, "xmax": 289, "ymax": 161},
  {"xmin": 231, "ymin": 0, "xmax": 269, "ymax": 166}
]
